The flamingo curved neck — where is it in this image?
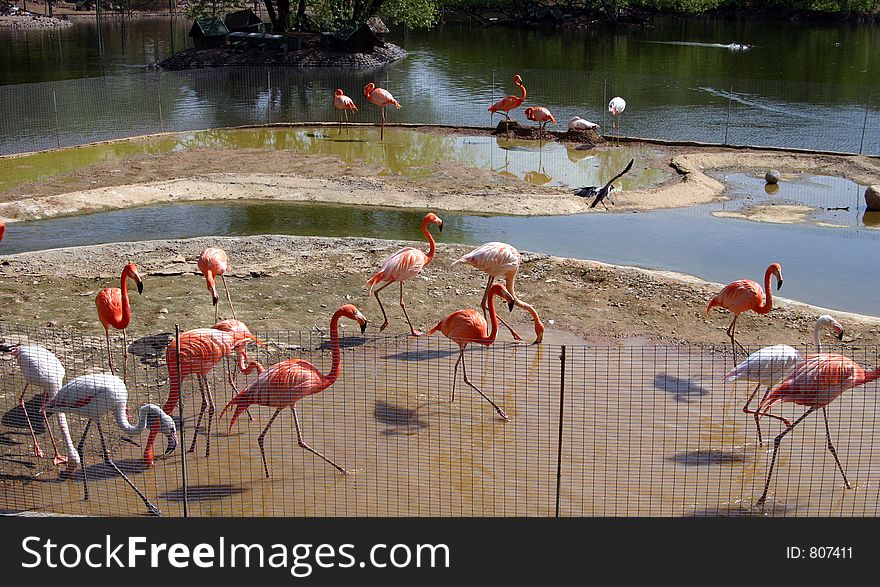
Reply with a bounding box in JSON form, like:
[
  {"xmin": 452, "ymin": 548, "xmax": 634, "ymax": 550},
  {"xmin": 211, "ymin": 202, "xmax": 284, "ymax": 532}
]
[
  {"xmin": 812, "ymin": 323, "xmax": 823, "ymax": 351},
  {"xmin": 756, "ymin": 268, "xmax": 775, "ymax": 314},
  {"xmin": 116, "ymin": 402, "xmax": 152, "ymax": 435},
  {"xmin": 516, "ymin": 80, "xmax": 526, "ymax": 102},
  {"xmin": 324, "ymin": 310, "xmax": 346, "ymax": 385},
  {"xmin": 858, "ymin": 367, "xmax": 880, "ymax": 387},
  {"xmin": 205, "ymin": 269, "xmax": 217, "ymax": 296},
  {"xmin": 484, "ymin": 290, "xmax": 503, "ymax": 344},
  {"xmin": 119, "ymin": 269, "xmax": 132, "ymax": 327},
  {"xmin": 422, "ymin": 220, "xmax": 437, "ymax": 264}
]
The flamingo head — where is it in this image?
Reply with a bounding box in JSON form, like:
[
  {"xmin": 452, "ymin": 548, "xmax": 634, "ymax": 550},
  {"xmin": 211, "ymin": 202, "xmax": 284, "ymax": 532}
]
[
  {"xmin": 767, "ymin": 262, "xmax": 783, "ymax": 290},
  {"xmin": 423, "ymin": 212, "xmax": 444, "ymax": 233},
  {"xmin": 817, "ymin": 315, "xmax": 846, "ymax": 341},
  {"xmin": 524, "ymin": 107, "xmax": 534, "ymax": 120},
  {"xmin": 124, "ymin": 262, "xmax": 144, "ymax": 294},
  {"xmin": 142, "ymin": 404, "xmax": 177, "ymax": 455},
  {"xmin": 364, "ymin": 83, "xmax": 375, "ymax": 97},
  {"xmin": 513, "ymin": 74, "xmax": 523, "ymax": 85},
  {"xmin": 533, "ymin": 319, "xmax": 546, "ymax": 345},
  {"xmin": 488, "ymin": 283, "xmax": 515, "ymax": 313},
  {"xmin": 338, "ymin": 304, "xmax": 368, "ymax": 334},
  {"xmin": 334, "ymin": 88, "xmax": 344, "ymax": 96}
]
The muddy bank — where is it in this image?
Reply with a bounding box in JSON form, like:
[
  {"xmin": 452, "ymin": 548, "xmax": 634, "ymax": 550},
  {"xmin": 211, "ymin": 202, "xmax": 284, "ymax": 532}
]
[
  {"xmin": 2, "ymin": 235, "xmax": 878, "ymax": 349},
  {"xmin": 1, "ymin": 126, "xmax": 878, "ymax": 223}
]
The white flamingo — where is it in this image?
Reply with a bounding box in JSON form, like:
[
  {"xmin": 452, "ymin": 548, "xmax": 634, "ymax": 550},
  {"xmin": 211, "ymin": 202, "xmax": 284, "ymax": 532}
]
[
  {"xmin": 1, "ymin": 344, "xmax": 77, "ymax": 472},
  {"xmin": 451, "ymin": 242, "xmax": 545, "ymax": 344},
  {"xmin": 608, "ymin": 96, "xmax": 626, "ymax": 131},
  {"xmin": 568, "ymin": 116, "xmax": 600, "ymax": 132},
  {"xmin": 724, "ymin": 315, "xmax": 845, "ymax": 444},
  {"xmin": 46, "ymin": 373, "xmax": 177, "ymax": 516}
]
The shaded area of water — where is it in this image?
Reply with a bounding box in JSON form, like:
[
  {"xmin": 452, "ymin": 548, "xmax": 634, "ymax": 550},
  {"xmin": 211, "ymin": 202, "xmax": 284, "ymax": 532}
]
[
  {"xmin": 0, "ymin": 127, "xmax": 670, "ymax": 192},
  {"xmin": 2, "ymin": 198, "xmax": 879, "ymax": 316}
]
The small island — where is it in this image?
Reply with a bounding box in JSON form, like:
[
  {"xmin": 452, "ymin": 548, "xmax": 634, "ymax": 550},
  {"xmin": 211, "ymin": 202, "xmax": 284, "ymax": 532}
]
[{"xmin": 159, "ymin": 11, "xmax": 406, "ymax": 70}]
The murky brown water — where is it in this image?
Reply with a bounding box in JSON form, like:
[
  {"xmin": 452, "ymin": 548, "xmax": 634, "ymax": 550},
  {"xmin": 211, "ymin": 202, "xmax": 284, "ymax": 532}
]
[{"xmin": 1, "ymin": 328, "xmax": 878, "ymax": 517}]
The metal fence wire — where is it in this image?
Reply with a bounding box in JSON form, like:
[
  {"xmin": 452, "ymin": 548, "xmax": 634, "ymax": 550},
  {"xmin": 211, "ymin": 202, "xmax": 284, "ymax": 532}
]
[
  {"xmin": 1, "ymin": 320, "xmax": 878, "ymax": 517},
  {"xmin": 0, "ymin": 67, "xmax": 877, "ymax": 156}
]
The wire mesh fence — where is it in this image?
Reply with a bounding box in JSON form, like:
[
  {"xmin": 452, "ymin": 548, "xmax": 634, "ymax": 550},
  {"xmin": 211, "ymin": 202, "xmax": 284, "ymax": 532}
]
[
  {"xmin": 1, "ymin": 320, "xmax": 878, "ymax": 517},
  {"xmin": 0, "ymin": 66, "xmax": 877, "ymax": 156}
]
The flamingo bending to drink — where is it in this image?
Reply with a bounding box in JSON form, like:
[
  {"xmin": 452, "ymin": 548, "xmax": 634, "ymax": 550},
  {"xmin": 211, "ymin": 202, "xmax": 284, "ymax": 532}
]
[
  {"xmin": 366, "ymin": 212, "xmax": 443, "ymax": 336},
  {"xmin": 198, "ymin": 247, "xmax": 236, "ymax": 323},
  {"xmin": 428, "ymin": 283, "xmax": 516, "ymax": 421},
  {"xmin": 46, "ymin": 373, "xmax": 177, "ymax": 516},
  {"xmin": 221, "ymin": 304, "xmax": 368, "ymax": 477},
  {"xmin": 451, "ymin": 242, "xmax": 545, "ymax": 344}
]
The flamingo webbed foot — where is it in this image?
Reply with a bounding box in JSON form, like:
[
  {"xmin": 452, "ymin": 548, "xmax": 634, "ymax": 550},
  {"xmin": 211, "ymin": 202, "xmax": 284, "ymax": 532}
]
[
  {"xmin": 410, "ymin": 330, "xmax": 424, "ymax": 337},
  {"xmin": 379, "ymin": 321, "xmax": 389, "ymax": 333},
  {"xmin": 33, "ymin": 446, "xmax": 45, "ymax": 459},
  {"xmin": 53, "ymin": 455, "xmax": 68, "ymax": 466}
]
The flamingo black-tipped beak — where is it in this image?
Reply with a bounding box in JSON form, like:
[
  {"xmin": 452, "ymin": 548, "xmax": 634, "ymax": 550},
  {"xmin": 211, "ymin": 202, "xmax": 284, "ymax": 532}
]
[
  {"xmin": 838, "ymin": 331, "xmax": 845, "ymax": 341},
  {"xmin": 212, "ymin": 295, "xmax": 219, "ymax": 306},
  {"xmin": 438, "ymin": 222, "xmax": 443, "ymax": 232},
  {"xmin": 507, "ymin": 300, "xmax": 515, "ymax": 312},
  {"xmin": 360, "ymin": 322, "xmax": 368, "ymax": 335},
  {"xmin": 165, "ymin": 431, "xmax": 178, "ymax": 455},
  {"xmin": 777, "ymin": 278, "xmax": 783, "ymax": 291},
  {"xmin": 137, "ymin": 281, "xmax": 144, "ymax": 295}
]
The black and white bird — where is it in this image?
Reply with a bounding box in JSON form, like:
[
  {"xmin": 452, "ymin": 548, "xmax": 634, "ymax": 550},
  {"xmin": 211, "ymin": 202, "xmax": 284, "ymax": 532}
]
[{"xmin": 574, "ymin": 159, "xmax": 634, "ymax": 209}]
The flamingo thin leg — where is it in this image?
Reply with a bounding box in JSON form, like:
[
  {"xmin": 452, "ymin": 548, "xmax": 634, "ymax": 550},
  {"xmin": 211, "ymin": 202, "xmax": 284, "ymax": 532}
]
[
  {"xmin": 373, "ymin": 281, "xmax": 393, "ymax": 332},
  {"xmin": 77, "ymin": 419, "xmax": 92, "ymax": 501},
  {"xmin": 39, "ymin": 392, "xmax": 66, "ymax": 464},
  {"xmin": 204, "ymin": 374, "xmax": 216, "ymax": 458},
  {"xmin": 460, "ymin": 350, "xmax": 510, "ymax": 422},
  {"xmin": 450, "ymin": 351, "xmax": 461, "ymax": 403},
  {"xmin": 17, "ymin": 384, "xmax": 44, "ymax": 459},
  {"xmin": 399, "ymin": 281, "xmax": 422, "ymax": 336},
  {"xmin": 105, "ymin": 330, "xmax": 115, "ymax": 375},
  {"xmin": 292, "ymin": 406, "xmax": 350, "ymax": 474},
  {"xmin": 189, "ymin": 375, "xmax": 208, "ymax": 453},
  {"xmin": 758, "ymin": 407, "xmax": 816, "ymax": 504},
  {"xmin": 220, "ymin": 274, "xmax": 237, "ymax": 320},
  {"xmin": 257, "ymin": 408, "xmax": 283, "ymax": 479},
  {"xmin": 96, "ymin": 420, "xmax": 161, "ymax": 516},
  {"xmin": 822, "ymin": 407, "xmax": 851, "ymax": 489},
  {"xmin": 122, "ymin": 329, "xmax": 128, "ymax": 383}
]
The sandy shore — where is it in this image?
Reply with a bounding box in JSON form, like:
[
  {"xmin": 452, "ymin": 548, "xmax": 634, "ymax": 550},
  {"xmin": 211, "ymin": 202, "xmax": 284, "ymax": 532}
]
[{"xmin": 2, "ymin": 126, "xmax": 878, "ymax": 223}]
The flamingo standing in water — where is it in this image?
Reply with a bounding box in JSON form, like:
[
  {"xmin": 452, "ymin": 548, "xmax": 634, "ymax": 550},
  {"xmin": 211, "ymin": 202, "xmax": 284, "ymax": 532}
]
[
  {"xmin": 221, "ymin": 304, "xmax": 368, "ymax": 477},
  {"xmin": 198, "ymin": 247, "xmax": 236, "ymax": 323},
  {"xmin": 707, "ymin": 263, "xmax": 783, "ymax": 363},
  {"xmin": 46, "ymin": 373, "xmax": 177, "ymax": 516},
  {"xmin": 333, "ymin": 88, "xmax": 357, "ymax": 129},
  {"xmin": 608, "ymin": 96, "xmax": 626, "ymax": 130},
  {"xmin": 428, "ymin": 283, "xmax": 516, "ymax": 421},
  {"xmin": 1, "ymin": 344, "xmax": 76, "ymax": 471},
  {"xmin": 451, "ymin": 242, "xmax": 545, "ymax": 344},
  {"xmin": 524, "ymin": 106, "xmax": 557, "ymax": 135},
  {"xmin": 724, "ymin": 315, "xmax": 845, "ymax": 444},
  {"xmin": 755, "ymin": 353, "xmax": 880, "ymax": 504},
  {"xmin": 366, "ymin": 212, "xmax": 443, "ymax": 336},
  {"xmin": 142, "ymin": 322, "xmax": 264, "ymax": 466},
  {"xmin": 488, "ymin": 74, "xmax": 527, "ymax": 126},
  {"xmin": 95, "ymin": 262, "xmax": 143, "ymax": 379},
  {"xmin": 364, "ymin": 83, "xmax": 400, "ymax": 140}
]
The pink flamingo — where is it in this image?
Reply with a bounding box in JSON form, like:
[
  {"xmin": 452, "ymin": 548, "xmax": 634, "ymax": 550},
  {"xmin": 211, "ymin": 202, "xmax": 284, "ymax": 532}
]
[
  {"xmin": 524, "ymin": 106, "xmax": 557, "ymax": 134},
  {"xmin": 755, "ymin": 353, "xmax": 880, "ymax": 504},
  {"xmin": 488, "ymin": 74, "xmax": 527, "ymax": 125},
  {"xmin": 366, "ymin": 212, "xmax": 443, "ymax": 336},
  {"xmin": 428, "ymin": 283, "xmax": 516, "ymax": 421},
  {"xmin": 0, "ymin": 221, "xmax": 5, "ymax": 242},
  {"xmin": 333, "ymin": 88, "xmax": 357, "ymax": 129},
  {"xmin": 221, "ymin": 304, "xmax": 368, "ymax": 477},
  {"xmin": 95, "ymin": 262, "xmax": 143, "ymax": 378},
  {"xmin": 451, "ymin": 242, "xmax": 545, "ymax": 344},
  {"xmin": 364, "ymin": 82, "xmax": 400, "ymax": 139},
  {"xmin": 198, "ymin": 247, "xmax": 236, "ymax": 323},
  {"xmin": 143, "ymin": 322, "xmax": 264, "ymax": 466},
  {"xmin": 707, "ymin": 263, "xmax": 783, "ymax": 361}
]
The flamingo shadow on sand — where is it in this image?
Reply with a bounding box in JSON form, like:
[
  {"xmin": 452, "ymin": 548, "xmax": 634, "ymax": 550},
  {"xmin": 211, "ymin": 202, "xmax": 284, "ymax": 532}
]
[
  {"xmin": 159, "ymin": 484, "xmax": 246, "ymax": 502},
  {"xmin": 316, "ymin": 335, "xmax": 369, "ymax": 352},
  {"xmin": 653, "ymin": 373, "xmax": 709, "ymax": 404},
  {"xmin": 127, "ymin": 333, "xmax": 174, "ymax": 369},
  {"xmin": 2, "ymin": 395, "xmax": 50, "ymax": 435},
  {"xmin": 667, "ymin": 449, "xmax": 744, "ymax": 466},
  {"xmin": 374, "ymin": 400, "xmax": 429, "ymax": 436},
  {"xmin": 383, "ymin": 348, "xmax": 460, "ymax": 362}
]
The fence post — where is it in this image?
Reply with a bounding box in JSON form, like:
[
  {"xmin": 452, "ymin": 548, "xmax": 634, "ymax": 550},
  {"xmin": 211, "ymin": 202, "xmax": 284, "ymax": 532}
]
[
  {"xmin": 266, "ymin": 70, "xmax": 271, "ymax": 126},
  {"xmin": 52, "ymin": 85, "xmax": 61, "ymax": 149},
  {"xmin": 156, "ymin": 67, "xmax": 164, "ymax": 133},
  {"xmin": 603, "ymin": 79, "xmax": 607, "ymax": 132},
  {"xmin": 554, "ymin": 345, "xmax": 567, "ymax": 518},
  {"xmin": 175, "ymin": 324, "xmax": 189, "ymax": 517},
  {"xmin": 859, "ymin": 92, "xmax": 870, "ymax": 155},
  {"xmin": 491, "ymin": 70, "xmax": 496, "ymax": 126},
  {"xmin": 724, "ymin": 85, "xmax": 733, "ymax": 146}
]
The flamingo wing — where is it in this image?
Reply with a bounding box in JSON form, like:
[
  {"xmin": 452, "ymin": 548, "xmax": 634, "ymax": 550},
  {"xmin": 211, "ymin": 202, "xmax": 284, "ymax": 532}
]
[
  {"xmin": 489, "ymin": 95, "xmax": 522, "ymax": 114},
  {"xmin": 724, "ymin": 344, "xmax": 802, "ymax": 385},
  {"xmin": 95, "ymin": 287, "xmax": 124, "ymax": 327},
  {"xmin": 198, "ymin": 247, "xmax": 228, "ymax": 276},
  {"xmin": 708, "ymin": 279, "xmax": 763, "ymax": 315},
  {"xmin": 367, "ymin": 247, "xmax": 428, "ymax": 289},
  {"xmin": 452, "ymin": 242, "xmax": 520, "ymax": 277},
  {"xmin": 431, "ymin": 309, "xmax": 488, "ymax": 344},
  {"xmin": 761, "ymin": 353, "xmax": 860, "ymax": 409}
]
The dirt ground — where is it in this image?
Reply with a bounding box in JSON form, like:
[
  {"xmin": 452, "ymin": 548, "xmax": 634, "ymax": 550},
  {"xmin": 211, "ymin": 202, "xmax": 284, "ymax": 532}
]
[{"xmin": 3, "ymin": 126, "xmax": 878, "ymax": 223}]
